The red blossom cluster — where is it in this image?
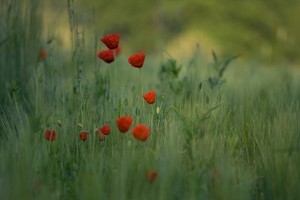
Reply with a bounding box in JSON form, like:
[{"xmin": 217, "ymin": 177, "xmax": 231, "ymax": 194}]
[
  {"xmin": 97, "ymin": 33, "xmax": 120, "ymax": 63},
  {"xmin": 116, "ymin": 116, "xmax": 150, "ymax": 141},
  {"xmin": 97, "ymin": 33, "xmax": 146, "ymax": 69},
  {"xmin": 95, "ymin": 125, "xmax": 111, "ymax": 142},
  {"xmin": 43, "ymin": 32, "xmax": 158, "ymax": 184},
  {"xmin": 44, "ymin": 125, "xmax": 112, "ymax": 143}
]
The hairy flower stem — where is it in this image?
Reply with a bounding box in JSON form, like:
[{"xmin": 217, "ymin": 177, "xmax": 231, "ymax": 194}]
[
  {"xmin": 138, "ymin": 69, "xmax": 144, "ymax": 123},
  {"xmin": 139, "ymin": 69, "xmax": 143, "ymax": 96}
]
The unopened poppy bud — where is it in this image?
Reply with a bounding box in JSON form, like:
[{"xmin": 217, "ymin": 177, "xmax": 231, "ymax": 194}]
[
  {"xmin": 78, "ymin": 123, "xmax": 83, "ymax": 128},
  {"xmin": 156, "ymin": 107, "xmax": 160, "ymax": 114}
]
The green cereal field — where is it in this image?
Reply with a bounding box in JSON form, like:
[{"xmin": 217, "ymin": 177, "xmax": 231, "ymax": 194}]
[{"xmin": 1, "ymin": 1, "xmax": 300, "ymax": 199}]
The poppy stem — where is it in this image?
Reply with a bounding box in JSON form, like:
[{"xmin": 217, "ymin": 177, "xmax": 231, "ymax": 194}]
[
  {"xmin": 113, "ymin": 51, "xmax": 117, "ymax": 87},
  {"xmin": 139, "ymin": 69, "xmax": 145, "ymax": 113},
  {"xmin": 136, "ymin": 69, "xmax": 143, "ymax": 123},
  {"xmin": 139, "ymin": 69, "xmax": 143, "ymax": 97}
]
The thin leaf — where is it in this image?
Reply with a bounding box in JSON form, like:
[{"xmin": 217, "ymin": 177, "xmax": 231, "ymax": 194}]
[
  {"xmin": 200, "ymin": 103, "xmax": 221, "ymax": 122},
  {"xmin": 212, "ymin": 50, "xmax": 218, "ymax": 64},
  {"xmin": 219, "ymin": 54, "xmax": 241, "ymax": 78}
]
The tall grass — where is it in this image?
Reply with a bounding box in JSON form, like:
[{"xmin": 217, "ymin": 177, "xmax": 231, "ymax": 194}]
[
  {"xmin": 1, "ymin": 1, "xmax": 300, "ymax": 200},
  {"xmin": 0, "ymin": 0, "xmax": 44, "ymax": 102}
]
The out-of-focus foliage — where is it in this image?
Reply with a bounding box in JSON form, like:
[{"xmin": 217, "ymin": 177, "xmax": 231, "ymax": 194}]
[
  {"xmin": 0, "ymin": 0, "xmax": 43, "ymax": 103},
  {"xmin": 1, "ymin": 0, "xmax": 299, "ymax": 102},
  {"xmin": 70, "ymin": 0, "xmax": 300, "ymax": 63},
  {"xmin": 185, "ymin": 0, "xmax": 300, "ymax": 63}
]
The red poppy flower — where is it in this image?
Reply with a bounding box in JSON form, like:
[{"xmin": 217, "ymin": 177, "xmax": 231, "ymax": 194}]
[
  {"xmin": 128, "ymin": 53, "xmax": 145, "ymax": 68},
  {"xmin": 44, "ymin": 129, "xmax": 56, "ymax": 141},
  {"xmin": 98, "ymin": 49, "xmax": 115, "ymax": 63},
  {"xmin": 97, "ymin": 49, "xmax": 115, "ymax": 63},
  {"xmin": 146, "ymin": 169, "xmax": 158, "ymax": 184},
  {"xmin": 143, "ymin": 90, "xmax": 156, "ymax": 104},
  {"xmin": 39, "ymin": 48, "xmax": 47, "ymax": 60},
  {"xmin": 101, "ymin": 33, "xmax": 120, "ymax": 49},
  {"xmin": 132, "ymin": 124, "xmax": 150, "ymax": 141},
  {"xmin": 99, "ymin": 125, "xmax": 111, "ymax": 135},
  {"xmin": 116, "ymin": 116, "xmax": 133, "ymax": 133},
  {"xmin": 98, "ymin": 134, "xmax": 106, "ymax": 142},
  {"xmin": 79, "ymin": 131, "xmax": 88, "ymax": 141}
]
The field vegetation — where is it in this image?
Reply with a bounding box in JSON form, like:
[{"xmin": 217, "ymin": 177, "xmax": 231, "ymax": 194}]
[{"xmin": 0, "ymin": 0, "xmax": 300, "ymax": 199}]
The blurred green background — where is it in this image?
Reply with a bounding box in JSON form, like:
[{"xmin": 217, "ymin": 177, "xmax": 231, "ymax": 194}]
[
  {"xmin": 1, "ymin": 0, "xmax": 300, "ymax": 65},
  {"xmin": 43, "ymin": 0, "xmax": 300, "ymax": 63}
]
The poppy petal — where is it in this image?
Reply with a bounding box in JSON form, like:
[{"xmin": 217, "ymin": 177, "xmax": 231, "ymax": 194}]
[
  {"xmin": 146, "ymin": 169, "xmax": 158, "ymax": 183},
  {"xmin": 44, "ymin": 129, "xmax": 56, "ymax": 141},
  {"xmin": 128, "ymin": 53, "xmax": 145, "ymax": 68},
  {"xmin": 117, "ymin": 116, "xmax": 133, "ymax": 133},
  {"xmin": 99, "ymin": 125, "xmax": 111, "ymax": 135},
  {"xmin": 132, "ymin": 124, "xmax": 150, "ymax": 141},
  {"xmin": 79, "ymin": 131, "xmax": 88, "ymax": 141},
  {"xmin": 101, "ymin": 33, "xmax": 120, "ymax": 49},
  {"xmin": 97, "ymin": 49, "xmax": 115, "ymax": 63},
  {"xmin": 143, "ymin": 91, "xmax": 156, "ymax": 104}
]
